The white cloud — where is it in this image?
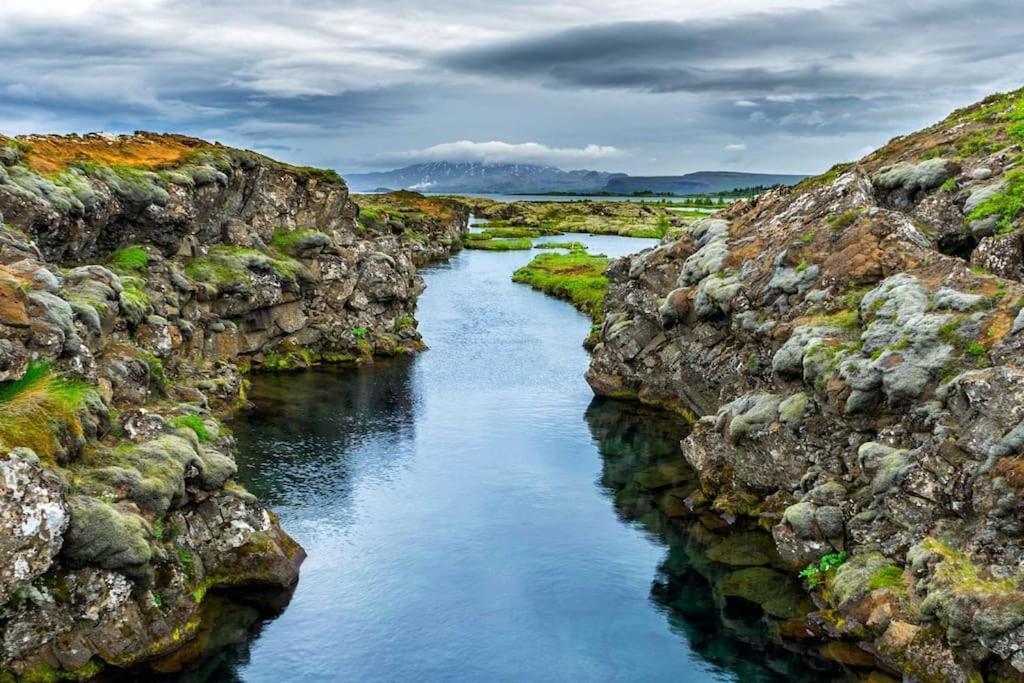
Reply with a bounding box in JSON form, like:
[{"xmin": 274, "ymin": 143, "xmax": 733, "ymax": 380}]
[
  {"xmin": 373, "ymin": 140, "xmax": 624, "ymax": 167},
  {"xmin": 734, "ymin": 100, "xmax": 757, "ymax": 108},
  {"xmin": 724, "ymin": 143, "xmax": 747, "ymax": 151}
]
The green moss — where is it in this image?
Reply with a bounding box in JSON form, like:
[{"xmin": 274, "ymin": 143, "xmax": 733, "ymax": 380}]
[
  {"xmin": 185, "ymin": 246, "xmax": 310, "ymax": 291},
  {"xmin": 512, "ymin": 251, "xmax": 610, "ymax": 322},
  {"xmin": 170, "ymin": 414, "xmax": 212, "ymax": 442},
  {"xmin": 809, "ymin": 309, "xmax": 860, "ymax": 331},
  {"xmin": 270, "ymin": 227, "xmax": 332, "ymax": 255},
  {"xmin": 869, "ymin": 565, "xmax": 905, "ymax": 590},
  {"xmin": 107, "ymin": 245, "xmax": 149, "ymax": 274}
]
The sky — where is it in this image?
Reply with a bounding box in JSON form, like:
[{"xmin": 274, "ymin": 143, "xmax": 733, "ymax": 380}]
[{"xmin": 0, "ymin": 0, "xmax": 1021, "ymax": 176}]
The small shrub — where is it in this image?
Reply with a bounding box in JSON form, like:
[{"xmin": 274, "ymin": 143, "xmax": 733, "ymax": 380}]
[
  {"xmin": 351, "ymin": 326, "xmax": 368, "ymax": 339},
  {"xmin": 799, "ymin": 551, "xmax": 848, "ymax": 589}
]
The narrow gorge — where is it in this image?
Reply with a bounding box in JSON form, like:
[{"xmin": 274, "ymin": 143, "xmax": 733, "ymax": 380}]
[{"xmin": 2, "ymin": 86, "xmax": 1024, "ymax": 683}]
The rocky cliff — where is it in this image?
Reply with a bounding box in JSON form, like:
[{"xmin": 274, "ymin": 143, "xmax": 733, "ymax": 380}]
[
  {"xmin": 0, "ymin": 132, "xmax": 467, "ymax": 679},
  {"xmin": 588, "ymin": 89, "xmax": 1024, "ymax": 680}
]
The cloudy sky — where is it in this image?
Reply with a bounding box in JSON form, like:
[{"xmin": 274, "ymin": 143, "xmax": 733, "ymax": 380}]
[{"xmin": 0, "ymin": 0, "xmax": 1021, "ymax": 176}]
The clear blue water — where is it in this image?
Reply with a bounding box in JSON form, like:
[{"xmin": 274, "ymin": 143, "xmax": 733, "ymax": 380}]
[{"xmin": 206, "ymin": 236, "xmax": 843, "ymax": 682}]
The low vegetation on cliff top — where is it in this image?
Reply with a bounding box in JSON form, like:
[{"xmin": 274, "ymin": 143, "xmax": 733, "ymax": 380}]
[{"xmin": 465, "ymin": 198, "xmax": 694, "ymax": 239}]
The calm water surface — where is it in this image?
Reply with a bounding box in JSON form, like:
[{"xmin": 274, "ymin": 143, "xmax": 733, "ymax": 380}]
[{"xmin": 211, "ymin": 235, "xmax": 838, "ymax": 682}]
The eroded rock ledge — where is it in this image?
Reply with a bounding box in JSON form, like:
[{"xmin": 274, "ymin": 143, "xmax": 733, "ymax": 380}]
[
  {"xmin": 0, "ymin": 132, "xmax": 468, "ymax": 679},
  {"xmin": 588, "ymin": 89, "xmax": 1024, "ymax": 680}
]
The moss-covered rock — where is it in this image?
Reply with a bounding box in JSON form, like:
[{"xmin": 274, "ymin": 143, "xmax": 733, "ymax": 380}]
[{"xmin": 62, "ymin": 496, "xmax": 151, "ymax": 574}]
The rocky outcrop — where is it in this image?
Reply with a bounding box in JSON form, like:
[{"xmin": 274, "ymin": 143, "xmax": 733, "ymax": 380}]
[
  {"xmin": 0, "ymin": 133, "xmax": 468, "ymax": 678},
  {"xmin": 588, "ymin": 89, "xmax": 1024, "ymax": 680}
]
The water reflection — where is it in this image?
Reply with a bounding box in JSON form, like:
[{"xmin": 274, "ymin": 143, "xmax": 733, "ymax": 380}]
[
  {"xmin": 585, "ymin": 399, "xmax": 856, "ymax": 682},
  {"xmin": 232, "ymin": 360, "xmax": 418, "ymax": 509}
]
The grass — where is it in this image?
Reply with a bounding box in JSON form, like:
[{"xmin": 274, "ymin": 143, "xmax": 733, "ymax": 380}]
[
  {"xmin": 0, "ymin": 362, "xmax": 95, "ymax": 462},
  {"xmin": 512, "ymin": 251, "xmax": 610, "ymax": 321},
  {"xmin": 170, "ymin": 414, "xmax": 212, "ymax": 442},
  {"xmin": 463, "ymin": 237, "xmax": 533, "ymax": 251},
  {"xmin": 107, "ymin": 245, "xmax": 149, "ymax": 274},
  {"xmin": 467, "ymin": 226, "xmax": 544, "ymax": 239}
]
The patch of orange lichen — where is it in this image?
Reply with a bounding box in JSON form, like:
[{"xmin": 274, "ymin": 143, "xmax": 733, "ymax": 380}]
[{"xmin": 12, "ymin": 133, "xmax": 211, "ymax": 175}]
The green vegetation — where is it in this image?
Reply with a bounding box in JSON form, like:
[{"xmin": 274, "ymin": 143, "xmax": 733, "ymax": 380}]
[
  {"xmin": 107, "ymin": 245, "xmax": 149, "ymax": 274},
  {"xmin": 466, "ymin": 226, "xmax": 545, "ymax": 239},
  {"xmin": 534, "ymin": 241, "xmax": 587, "ymax": 251},
  {"xmin": 827, "ymin": 209, "xmax": 862, "ymax": 231},
  {"xmin": 809, "ymin": 309, "xmax": 861, "ymax": 331},
  {"xmin": 469, "ymin": 198, "xmax": 688, "ymax": 238},
  {"xmin": 185, "ymin": 245, "xmax": 310, "ymax": 292},
  {"xmin": 270, "ymin": 227, "xmax": 332, "ymax": 256},
  {"xmin": 351, "ymin": 326, "xmax": 368, "ymax": 339},
  {"xmin": 798, "ymin": 162, "xmax": 854, "ymax": 189},
  {"xmin": 170, "ymin": 414, "xmax": 212, "ymax": 442},
  {"xmin": 654, "ymin": 214, "xmax": 670, "ymax": 238},
  {"xmin": 463, "ymin": 237, "xmax": 533, "ymax": 251},
  {"xmin": 0, "ymin": 362, "xmax": 95, "ymax": 462},
  {"xmin": 869, "ymin": 565, "xmax": 904, "ymax": 591},
  {"xmin": 512, "ymin": 250, "xmax": 610, "ymax": 321},
  {"xmin": 967, "ymin": 166, "xmax": 1024, "ymax": 234},
  {"xmin": 799, "ymin": 551, "xmax": 848, "ymax": 589}
]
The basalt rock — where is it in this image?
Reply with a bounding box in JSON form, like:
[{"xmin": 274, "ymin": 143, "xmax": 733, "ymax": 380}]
[
  {"xmin": 588, "ymin": 88, "xmax": 1024, "ymax": 679},
  {"xmin": 0, "ymin": 132, "xmax": 468, "ymax": 678}
]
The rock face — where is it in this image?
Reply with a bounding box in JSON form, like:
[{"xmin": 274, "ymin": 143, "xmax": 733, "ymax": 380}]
[
  {"xmin": 0, "ymin": 133, "xmax": 468, "ymax": 678},
  {"xmin": 588, "ymin": 89, "xmax": 1024, "ymax": 680}
]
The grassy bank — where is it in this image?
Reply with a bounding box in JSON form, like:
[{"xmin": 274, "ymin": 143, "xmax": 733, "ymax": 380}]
[
  {"xmin": 463, "ymin": 237, "xmax": 533, "ymax": 251},
  {"xmin": 512, "ymin": 250, "xmax": 610, "ymax": 321}
]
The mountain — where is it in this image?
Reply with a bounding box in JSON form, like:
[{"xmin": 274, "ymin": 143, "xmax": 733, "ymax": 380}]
[
  {"xmin": 346, "ymin": 161, "xmax": 804, "ymax": 195},
  {"xmin": 604, "ymin": 171, "xmax": 807, "ymax": 195},
  {"xmin": 345, "ymin": 161, "xmax": 624, "ymax": 194}
]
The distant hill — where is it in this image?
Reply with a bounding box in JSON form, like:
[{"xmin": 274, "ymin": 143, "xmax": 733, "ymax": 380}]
[
  {"xmin": 346, "ymin": 162, "xmax": 805, "ymax": 195},
  {"xmin": 603, "ymin": 171, "xmax": 807, "ymax": 195},
  {"xmin": 345, "ymin": 162, "xmax": 624, "ymax": 194}
]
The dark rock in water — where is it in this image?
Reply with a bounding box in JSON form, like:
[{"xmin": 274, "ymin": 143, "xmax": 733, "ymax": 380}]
[
  {"xmin": 587, "ymin": 87, "xmax": 1024, "ymax": 679},
  {"xmin": 0, "ymin": 132, "xmax": 468, "ymax": 678}
]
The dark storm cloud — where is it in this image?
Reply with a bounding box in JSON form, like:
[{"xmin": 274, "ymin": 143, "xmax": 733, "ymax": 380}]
[{"xmin": 438, "ymin": 0, "xmax": 1024, "ymax": 97}]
